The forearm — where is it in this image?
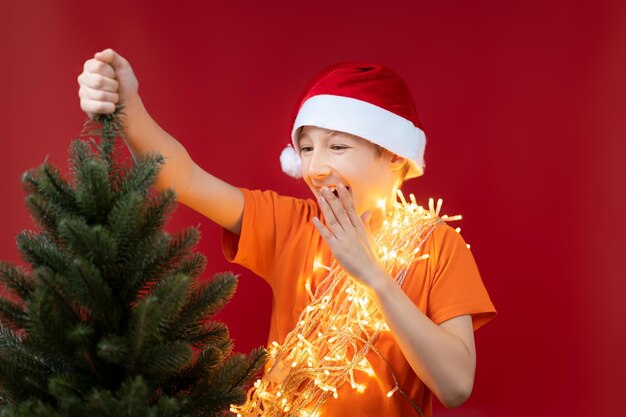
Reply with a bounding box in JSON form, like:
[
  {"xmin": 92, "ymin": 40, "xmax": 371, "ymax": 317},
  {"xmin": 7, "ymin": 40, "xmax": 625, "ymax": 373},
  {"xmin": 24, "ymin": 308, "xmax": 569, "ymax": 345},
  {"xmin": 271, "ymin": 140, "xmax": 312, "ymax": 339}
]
[
  {"xmin": 121, "ymin": 93, "xmax": 195, "ymax": 193},
  {"xmin": 120, "ymin": 94, "xmax": 244, "ymax": 233},
  {"xmin": 368, "ymin": 271, "xmax": 475, "ymax": 408}
]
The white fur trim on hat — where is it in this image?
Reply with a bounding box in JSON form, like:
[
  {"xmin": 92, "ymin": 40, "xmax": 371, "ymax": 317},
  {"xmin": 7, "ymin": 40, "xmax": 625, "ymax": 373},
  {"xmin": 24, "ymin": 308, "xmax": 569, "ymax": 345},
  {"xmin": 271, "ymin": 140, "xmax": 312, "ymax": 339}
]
[
  {"xmin": 291, "ymin": 94, "xmax": 426, "ymax": 178},
  {"xmin": 280, "ymin": 144, "xmax": 302, "ymax": 178}
]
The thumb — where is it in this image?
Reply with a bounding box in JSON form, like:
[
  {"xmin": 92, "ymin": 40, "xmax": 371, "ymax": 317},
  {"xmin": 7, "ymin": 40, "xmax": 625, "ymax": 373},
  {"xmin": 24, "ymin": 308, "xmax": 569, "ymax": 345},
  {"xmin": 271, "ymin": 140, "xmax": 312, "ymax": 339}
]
[
  {"xmin": 361, "ymin": 208, "xmax": 384, "ymax": 232},
  {"xmin": 360, "ymin": 211, "xmax": 378, "ymax": 237},
  {"xmin": 94, "ymin": 48, "xmax": 128, "ymax": 70},
  {"xmin": 360, "ymin": 211, "xmax": 373, "ymax": 229}
]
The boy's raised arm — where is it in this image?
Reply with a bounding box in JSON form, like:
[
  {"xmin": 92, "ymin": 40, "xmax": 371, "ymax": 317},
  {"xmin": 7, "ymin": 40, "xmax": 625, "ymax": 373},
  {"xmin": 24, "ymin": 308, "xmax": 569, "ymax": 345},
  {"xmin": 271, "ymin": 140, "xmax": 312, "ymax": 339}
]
[{"xmin": 77, "ymin": 49, "xmax": 244, "ymax": 234}]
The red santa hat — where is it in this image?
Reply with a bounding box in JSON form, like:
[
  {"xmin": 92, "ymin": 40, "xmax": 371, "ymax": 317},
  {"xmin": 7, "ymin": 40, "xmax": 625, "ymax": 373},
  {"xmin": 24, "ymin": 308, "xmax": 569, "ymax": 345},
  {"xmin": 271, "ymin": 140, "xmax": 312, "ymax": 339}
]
[{"xmin": 280, "ymin": 63, "xmax": 426, "ymax": 179}]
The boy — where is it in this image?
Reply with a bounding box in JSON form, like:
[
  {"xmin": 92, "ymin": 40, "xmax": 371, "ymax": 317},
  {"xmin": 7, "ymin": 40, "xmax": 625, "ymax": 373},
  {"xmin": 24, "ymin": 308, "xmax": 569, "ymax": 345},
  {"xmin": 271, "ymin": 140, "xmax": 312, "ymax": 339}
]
[{"xmin": 78, "ymin": 49, "xmax": 496, "ymax": 417}]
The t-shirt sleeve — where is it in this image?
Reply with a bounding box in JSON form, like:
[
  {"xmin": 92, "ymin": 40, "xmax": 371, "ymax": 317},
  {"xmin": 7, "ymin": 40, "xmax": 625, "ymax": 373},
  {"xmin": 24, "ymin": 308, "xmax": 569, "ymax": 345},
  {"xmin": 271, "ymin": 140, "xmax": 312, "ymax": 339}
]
[
  {"xmin": 426, "ymin": 224, "xmax": 497, "ymax": 331},
  {"xmin": 221, "ymin": 188, "xmax": 317, "ymax": 284}
]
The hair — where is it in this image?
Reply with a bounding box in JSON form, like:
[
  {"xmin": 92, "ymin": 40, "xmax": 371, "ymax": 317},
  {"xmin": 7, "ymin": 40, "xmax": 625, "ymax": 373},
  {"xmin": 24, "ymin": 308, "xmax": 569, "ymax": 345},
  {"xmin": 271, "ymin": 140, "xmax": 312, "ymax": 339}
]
[{"xmin": 375, "ymin": 145, "xmax": 412, "ymax": 184}]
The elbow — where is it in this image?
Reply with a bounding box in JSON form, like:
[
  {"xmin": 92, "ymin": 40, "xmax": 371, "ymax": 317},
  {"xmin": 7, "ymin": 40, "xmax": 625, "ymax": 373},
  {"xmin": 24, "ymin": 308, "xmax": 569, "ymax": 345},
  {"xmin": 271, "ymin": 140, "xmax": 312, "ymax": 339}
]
[{"xmin": 439, "ymin": 379, "xmax": 474, "ymax": 409}]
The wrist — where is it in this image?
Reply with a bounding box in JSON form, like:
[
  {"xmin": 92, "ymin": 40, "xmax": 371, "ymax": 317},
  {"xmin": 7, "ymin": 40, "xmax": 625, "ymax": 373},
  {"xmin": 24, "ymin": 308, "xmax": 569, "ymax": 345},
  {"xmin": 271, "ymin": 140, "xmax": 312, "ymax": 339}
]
[
  {"xmin": 365, "ymin": 266, "xmax": 395, "ymax": 299},
  {"xmin": 122, "ymin": 92, "xmax": 143, "ymax": 116},
  {"xmin": 120, "ymin": 93, "xmax": 149, "ymax": 135}
]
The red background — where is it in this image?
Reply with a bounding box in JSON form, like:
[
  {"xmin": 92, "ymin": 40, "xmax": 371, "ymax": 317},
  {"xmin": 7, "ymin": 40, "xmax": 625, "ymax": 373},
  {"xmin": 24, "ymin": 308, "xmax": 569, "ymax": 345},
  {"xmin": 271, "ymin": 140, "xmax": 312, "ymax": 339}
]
[{"xmin": 1, "ymin": 1, "xmax": 624, "ymax": 416}]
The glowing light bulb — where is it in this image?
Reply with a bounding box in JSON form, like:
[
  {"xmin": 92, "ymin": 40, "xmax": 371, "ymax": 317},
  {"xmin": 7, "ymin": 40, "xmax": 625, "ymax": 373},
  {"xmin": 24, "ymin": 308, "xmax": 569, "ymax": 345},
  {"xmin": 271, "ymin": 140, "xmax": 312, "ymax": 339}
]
[
  {"xmin": 386, "ymin": 386, "xmax": 399, "ymax": 398},
  {"xmin": 436, "ymin": 198, "xmax": 443, "ymax": 215},
  {"xmin": 314, "ymin": 260, "xmax": 331, "ymax": 272},
  {"xmin": 397, "ymin": 190, "xmax": 408, "ymax": 205}
]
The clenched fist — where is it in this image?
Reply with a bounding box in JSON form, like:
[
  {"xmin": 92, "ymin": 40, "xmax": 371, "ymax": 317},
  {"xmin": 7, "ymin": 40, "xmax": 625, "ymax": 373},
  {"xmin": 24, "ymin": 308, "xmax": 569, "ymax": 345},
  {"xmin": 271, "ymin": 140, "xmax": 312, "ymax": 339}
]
[{"xmin": 77, "ymin": 48, "xmax": 138, "ymax": 118}]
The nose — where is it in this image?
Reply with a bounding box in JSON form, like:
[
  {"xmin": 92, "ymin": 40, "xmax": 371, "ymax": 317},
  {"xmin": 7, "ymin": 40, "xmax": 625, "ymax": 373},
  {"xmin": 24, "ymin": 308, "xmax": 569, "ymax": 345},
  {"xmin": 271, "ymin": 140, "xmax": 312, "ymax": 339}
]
[{"xmin": 306, "ymin": 148, "xmax": 332, "ymax": 179}]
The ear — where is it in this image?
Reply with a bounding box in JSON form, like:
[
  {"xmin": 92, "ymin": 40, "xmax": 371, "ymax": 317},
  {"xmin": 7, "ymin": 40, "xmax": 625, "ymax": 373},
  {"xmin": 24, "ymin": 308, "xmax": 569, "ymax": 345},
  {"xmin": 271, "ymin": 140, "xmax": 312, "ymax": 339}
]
[{"xmin": 389, "ymin": 153, "xmax": 408, "ymax": 172}]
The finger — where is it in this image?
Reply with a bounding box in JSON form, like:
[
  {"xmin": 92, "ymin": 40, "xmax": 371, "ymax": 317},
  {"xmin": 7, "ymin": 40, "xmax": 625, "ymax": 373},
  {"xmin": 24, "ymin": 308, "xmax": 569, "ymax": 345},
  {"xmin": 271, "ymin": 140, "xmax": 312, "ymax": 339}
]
[
  {"xmin": 363, "ymin": 207, "xmax": 385, "ymax": 232},
  {"xmin": 320, "ymin": 187, "xmax": 352, "ymax": 231},
  {"xmin": 81, "ymin": 72, "xmax": 119, "ymax": 93},
  {"xmin": 336, "ymin": 183, "xmax": 361, "ymax": 228},
  {"xmin": 80, "ymin": 99, "xmax": 116, "ymax": 115},
  {"xmin": 317, "ymin": 195, "xmax": 343, "ymax": 234},
  {"xmin": 312, "ymin": 216, "xmax": 337, "ymax": 244},
  {"xmin": 80, "ymin": 85, "xmax": 119, "ymax": 103},
  {"xmin": 360, "ymin": 211, "xmax": 373, "ymax": 232},
  {"xmin": 84, "ymin": 58, "xmax": 116, "ymax": 79},
  {"xmin": 334, "ymin": 183, "xmax": 371, "ymax": 242}
]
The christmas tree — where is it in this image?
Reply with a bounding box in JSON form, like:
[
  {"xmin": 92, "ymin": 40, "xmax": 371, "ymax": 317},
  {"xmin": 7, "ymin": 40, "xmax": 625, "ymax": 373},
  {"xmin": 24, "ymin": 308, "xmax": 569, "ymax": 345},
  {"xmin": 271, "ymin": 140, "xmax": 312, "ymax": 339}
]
[{"xmin": 0, "ymin": 112, "xmax": 266, "ymax": 417}]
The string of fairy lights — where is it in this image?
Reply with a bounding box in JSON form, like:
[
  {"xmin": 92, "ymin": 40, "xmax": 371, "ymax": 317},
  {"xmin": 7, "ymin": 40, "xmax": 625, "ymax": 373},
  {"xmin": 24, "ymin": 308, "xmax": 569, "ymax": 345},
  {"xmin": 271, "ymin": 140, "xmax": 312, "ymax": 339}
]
[{"xmin": 231, "ymin": 191, "xmax": 463, "ymax": 417}]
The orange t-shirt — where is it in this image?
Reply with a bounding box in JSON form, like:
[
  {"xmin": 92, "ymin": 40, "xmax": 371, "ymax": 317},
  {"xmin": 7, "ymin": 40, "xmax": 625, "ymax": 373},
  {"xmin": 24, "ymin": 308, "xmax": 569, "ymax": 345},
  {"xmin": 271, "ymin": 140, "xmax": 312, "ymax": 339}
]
[{"xmin": 222, "ymin": 189, "xmax": 497, "ymax": 417}]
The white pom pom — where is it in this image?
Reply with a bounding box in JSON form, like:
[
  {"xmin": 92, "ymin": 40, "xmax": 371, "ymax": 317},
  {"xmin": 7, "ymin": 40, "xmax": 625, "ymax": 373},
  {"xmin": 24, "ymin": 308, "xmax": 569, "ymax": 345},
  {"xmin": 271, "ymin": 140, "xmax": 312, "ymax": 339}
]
[{"xmin": 280, "ymin": 144, "xmax": 302, "ymax": 178}]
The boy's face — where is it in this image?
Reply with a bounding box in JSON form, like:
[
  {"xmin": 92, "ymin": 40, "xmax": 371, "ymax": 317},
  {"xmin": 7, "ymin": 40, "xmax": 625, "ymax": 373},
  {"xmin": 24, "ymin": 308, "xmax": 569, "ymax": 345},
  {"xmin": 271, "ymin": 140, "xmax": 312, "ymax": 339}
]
[{"xmin": 298, "ymin": 126, "xmax": 403, "ymax": 216}]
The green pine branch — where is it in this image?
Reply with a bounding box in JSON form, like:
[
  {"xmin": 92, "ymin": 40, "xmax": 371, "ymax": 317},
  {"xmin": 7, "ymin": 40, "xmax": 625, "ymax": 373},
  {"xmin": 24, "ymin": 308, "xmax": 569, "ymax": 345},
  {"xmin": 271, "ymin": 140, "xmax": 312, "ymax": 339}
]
[{"xmin": 0, "ymin": 111, "xmax": 266, "ymax": 416}]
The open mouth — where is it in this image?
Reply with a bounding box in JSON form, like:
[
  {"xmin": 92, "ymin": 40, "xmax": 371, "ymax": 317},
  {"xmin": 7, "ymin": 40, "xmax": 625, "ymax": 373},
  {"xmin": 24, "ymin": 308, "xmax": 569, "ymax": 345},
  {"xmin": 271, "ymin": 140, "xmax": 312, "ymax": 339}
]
[{"xmin": 329, "ymin": 186, "xmax": 350, "ymax": 198}]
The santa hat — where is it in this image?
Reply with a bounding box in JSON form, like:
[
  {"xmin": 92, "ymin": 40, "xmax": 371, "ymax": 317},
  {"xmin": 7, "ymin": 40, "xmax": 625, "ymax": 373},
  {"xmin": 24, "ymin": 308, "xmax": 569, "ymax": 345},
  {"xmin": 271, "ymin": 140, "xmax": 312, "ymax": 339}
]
[{"xmin": 280, "ymin": 63, "xmax": 426, "ymax": 179}]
